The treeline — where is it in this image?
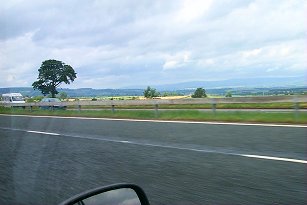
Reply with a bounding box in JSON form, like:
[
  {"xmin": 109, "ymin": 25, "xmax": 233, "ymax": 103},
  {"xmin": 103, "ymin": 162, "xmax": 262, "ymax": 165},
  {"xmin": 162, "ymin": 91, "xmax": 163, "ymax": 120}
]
[{"xmin": 0, "ymin": 87, "xmax": 306, "ymax": 98}]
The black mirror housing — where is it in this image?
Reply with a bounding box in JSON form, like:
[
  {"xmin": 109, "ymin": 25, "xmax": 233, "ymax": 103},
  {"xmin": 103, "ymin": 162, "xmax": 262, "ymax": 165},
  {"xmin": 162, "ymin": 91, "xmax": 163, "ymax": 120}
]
[{"xmin": 58, "ymin": 183, "xmax": 150, "ymax": 205}]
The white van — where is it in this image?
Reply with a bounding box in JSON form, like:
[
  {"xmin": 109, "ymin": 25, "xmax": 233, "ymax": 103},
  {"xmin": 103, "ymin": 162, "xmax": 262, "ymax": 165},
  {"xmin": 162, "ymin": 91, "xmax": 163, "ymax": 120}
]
[{"xmin": 2, "ymin": 93, "xmax": 26, "ymax": 103}]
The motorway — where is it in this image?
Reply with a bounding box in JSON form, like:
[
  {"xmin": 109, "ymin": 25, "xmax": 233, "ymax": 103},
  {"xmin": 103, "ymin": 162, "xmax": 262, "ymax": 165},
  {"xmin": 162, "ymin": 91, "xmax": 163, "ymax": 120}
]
[{"xmin": 0, "ymin": 114, "xmax": 306, "ymax": 205}]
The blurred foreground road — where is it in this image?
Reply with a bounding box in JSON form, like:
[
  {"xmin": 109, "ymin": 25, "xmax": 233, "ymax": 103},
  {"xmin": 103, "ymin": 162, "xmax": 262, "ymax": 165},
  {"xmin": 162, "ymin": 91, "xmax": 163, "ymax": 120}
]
[{"xmin": 0, "ymin": 114, "xmax": 306, "ymax": 205}]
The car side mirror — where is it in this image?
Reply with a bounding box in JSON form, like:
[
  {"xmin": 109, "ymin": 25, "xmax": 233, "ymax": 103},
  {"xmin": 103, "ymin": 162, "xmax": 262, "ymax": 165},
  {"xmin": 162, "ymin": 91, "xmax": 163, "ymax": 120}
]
[{"xmin": 58, "ymin": 184, "xmax": 150, "ymax": 205}]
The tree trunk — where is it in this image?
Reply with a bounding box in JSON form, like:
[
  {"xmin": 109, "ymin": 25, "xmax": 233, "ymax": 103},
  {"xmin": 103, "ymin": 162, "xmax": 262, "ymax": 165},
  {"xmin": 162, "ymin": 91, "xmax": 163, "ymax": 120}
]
[
  {"xmin": 51, "ymin": 90, "xmax": 56, "ymax": 98},
  {"xmin": 51, "ymin": 85, "xmax": 57, "ymax": 98}
]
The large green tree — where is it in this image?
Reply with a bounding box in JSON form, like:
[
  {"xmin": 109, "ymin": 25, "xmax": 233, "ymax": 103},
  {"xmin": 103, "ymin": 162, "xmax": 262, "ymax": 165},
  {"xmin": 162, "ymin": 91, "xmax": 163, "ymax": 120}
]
[
  {"xmin": 225, "ymin": 91, "xmax": 232, "ymax": 97},
  {"xmin": 32, "ymin": 60, "xmax": 77, "ymax": 98},
  {"xmin": 144, "ymin": 86, "xmax": 160, "ymax": 98},
  {"xmin": 191, "ymin": 87, "xmax": 207, "ymax": 98}
]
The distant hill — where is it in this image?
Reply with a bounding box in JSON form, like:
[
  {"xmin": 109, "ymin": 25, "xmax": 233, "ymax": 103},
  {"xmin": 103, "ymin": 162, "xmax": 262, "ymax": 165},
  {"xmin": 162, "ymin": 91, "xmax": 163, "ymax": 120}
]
[
  {"xmin": 0, "ymin": 76, "xmax": 305, "ymax": 97},
  {"xmin": 0, "ymin": 87, "xmax": 145, "ymax": 97},
  {"xmin": 0, "ymin": 87, "xmax": 42, "ymax": 97},
  {"xmin": 124, "ymin": 76, "xmax": 306, "ymax": 90},
  {"xmin": 0, "ymin": 86, "xmax": 306, "ymax": 97}
]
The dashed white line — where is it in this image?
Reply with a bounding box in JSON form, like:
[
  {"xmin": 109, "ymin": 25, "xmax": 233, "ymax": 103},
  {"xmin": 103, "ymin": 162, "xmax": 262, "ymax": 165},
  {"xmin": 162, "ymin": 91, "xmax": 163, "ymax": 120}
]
[
  {"xmin": 2, "ymin": 126, "xmax": 306, "ymax": 164},
  {"xmin": 27, "ymin": 130, "xmax": 60, "ymax": 136},
  {"xmin": 120, "ymin": 140, "xmax": 132, "ymax": 143},
  {"xmin": 241, "ymin": 154, "xmax": 307, "ymax": 164},
  {"xmin": 124, "ymin": 141, "xmax": 307, "ymax": 164}
]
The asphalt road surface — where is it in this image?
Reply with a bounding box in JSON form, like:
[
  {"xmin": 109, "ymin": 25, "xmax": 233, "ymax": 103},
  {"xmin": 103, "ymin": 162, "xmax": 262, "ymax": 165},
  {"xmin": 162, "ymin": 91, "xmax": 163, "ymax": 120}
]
[{"xmin": 0, "ymin": 114, "xmax": 306, "ymax": 205}]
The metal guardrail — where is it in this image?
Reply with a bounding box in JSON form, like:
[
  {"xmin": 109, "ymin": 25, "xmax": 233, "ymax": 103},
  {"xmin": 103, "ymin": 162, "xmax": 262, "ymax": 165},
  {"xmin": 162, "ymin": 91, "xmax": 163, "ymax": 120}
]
[{"xmin": 1, "ymin": 95, "xmax": 306, "ymax": 111}]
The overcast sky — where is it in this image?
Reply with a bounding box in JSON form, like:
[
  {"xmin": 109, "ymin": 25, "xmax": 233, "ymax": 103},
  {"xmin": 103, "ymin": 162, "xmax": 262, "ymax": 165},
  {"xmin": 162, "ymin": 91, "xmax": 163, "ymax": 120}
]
[{"xmin": 1, "ymin": 0, "xmax": 306, "ymax": 89}]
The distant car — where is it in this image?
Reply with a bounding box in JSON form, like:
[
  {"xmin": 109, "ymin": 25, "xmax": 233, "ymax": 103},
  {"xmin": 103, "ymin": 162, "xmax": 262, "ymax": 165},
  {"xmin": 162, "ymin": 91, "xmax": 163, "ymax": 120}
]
[{"xmin": 39, "ymin": 98, "xmax": 67, "ymax": 110}]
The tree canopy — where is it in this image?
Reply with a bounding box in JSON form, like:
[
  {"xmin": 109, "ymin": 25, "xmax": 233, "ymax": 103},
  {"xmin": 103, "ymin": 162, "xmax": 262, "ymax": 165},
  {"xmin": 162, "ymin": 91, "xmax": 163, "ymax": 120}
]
[
  {"xmin": 32, "ymin": 60, "xmax": 77, "ymax": 98},
  {"xmin": 225, "ymin": 91, "xmax": 232, "ymax": 97},
  {"xmin": 58, "ymin": 92, "xmax": 68, "ymax": 100},
  {"xmin": 144, "ymin": 86, "xmax": 160, "ymax": 98},
  {"xmin": 191, "ymin": 87, "xmax": 207, "ymax": 98}
]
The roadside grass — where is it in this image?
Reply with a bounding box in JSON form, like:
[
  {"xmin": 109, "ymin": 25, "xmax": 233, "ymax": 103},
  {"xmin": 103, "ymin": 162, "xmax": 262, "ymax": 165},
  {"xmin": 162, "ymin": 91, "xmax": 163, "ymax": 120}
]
[
  {"xmin": 68, "ymin": 102, "xmax": 307, "ymax": 110},
  {"xmin": 159, "ymin": 110, "xmax": 307, "ymax": 124},
  {"xmin": 1, "ymin": 106, "xmax": 306, "ymax": 124}
]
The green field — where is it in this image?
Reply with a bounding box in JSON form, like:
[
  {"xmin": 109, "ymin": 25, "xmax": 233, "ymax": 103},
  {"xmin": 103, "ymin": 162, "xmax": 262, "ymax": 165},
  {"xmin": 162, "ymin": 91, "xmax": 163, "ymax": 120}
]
[
  {"xmin": 1, "ymin": 106, "xmax": 306, "ymax": 124},
  {"xmin": 69, "ymin": 102, "xmax": 307, "ymax": 110}
]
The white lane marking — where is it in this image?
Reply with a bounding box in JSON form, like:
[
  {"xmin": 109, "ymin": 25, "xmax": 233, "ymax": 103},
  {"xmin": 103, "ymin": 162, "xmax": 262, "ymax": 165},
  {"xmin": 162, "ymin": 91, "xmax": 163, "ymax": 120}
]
[
  {"xmin": 120, "ymin": 140, "xmax": 132, "ymax": 143},
  {"xmin": 116, "ymin": 141, "xmax": 307, "ymax": 164},
  {"xmin": 0, "ymin": 114, "xmax": 306, "ymax": 128},
  {"xmin": 27, "ymin": 130, "xmax": 60, "ymax": 136},
  {"xmin": 241, "ymin": 154, "xmax": 307, "ymax": 164},
  {"xmin": 1, "ymin": 126, "xmax": 306, "ymax": 164}
]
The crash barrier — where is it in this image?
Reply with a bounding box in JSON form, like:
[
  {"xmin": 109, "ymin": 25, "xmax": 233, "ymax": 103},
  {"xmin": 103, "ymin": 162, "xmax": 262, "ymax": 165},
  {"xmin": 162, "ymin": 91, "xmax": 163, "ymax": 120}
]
[{"xmin": 1, "ymin": 95, "xmax": 306, "ymax": 115}]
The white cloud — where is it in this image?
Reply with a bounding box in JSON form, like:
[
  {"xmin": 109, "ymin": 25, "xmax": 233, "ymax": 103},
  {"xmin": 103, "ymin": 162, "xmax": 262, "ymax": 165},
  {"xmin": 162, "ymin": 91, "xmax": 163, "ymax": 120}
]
[
  {"xmin": 175, "ymin": 0, "xmax": 212, "ymax": 23},
  {"xmin": 163, "ymin": 51, "xmax": 191, "ymax": 69},
  {"xmin": 0, "ymin": 0, "xmax": 306, "ymax": 88},
  {"xmin": 0, "ymin": 31, "xmax": 44, "ymax": 87},
  {"xmin": 242, "ymin": 48, "xmax": 262, "ymax": 58}
]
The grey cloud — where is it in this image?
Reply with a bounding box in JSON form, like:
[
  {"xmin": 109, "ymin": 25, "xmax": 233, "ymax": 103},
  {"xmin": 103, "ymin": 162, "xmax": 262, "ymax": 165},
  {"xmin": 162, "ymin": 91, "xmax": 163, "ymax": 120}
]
[{"xmin": 1, "ymin": 0, "xmax": 306, "ymax": 88}]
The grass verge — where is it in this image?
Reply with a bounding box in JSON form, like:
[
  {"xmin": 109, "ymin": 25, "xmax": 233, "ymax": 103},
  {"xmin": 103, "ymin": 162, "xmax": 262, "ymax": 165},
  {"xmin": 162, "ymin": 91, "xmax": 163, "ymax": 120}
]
[
  {"xmin": 68, "ymin": 102, "xmax": 307, "ymax": 110},
  {"xmin": 1, "ymin": 106, "xmax": 306, "ymax": 124}
]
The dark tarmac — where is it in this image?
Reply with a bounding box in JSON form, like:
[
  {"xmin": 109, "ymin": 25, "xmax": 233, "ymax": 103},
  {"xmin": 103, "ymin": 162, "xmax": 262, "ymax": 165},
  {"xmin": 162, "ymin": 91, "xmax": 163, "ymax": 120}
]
[{"xmin": 0, "ymin": 115, "xmax": 306, "ymax": 205}]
